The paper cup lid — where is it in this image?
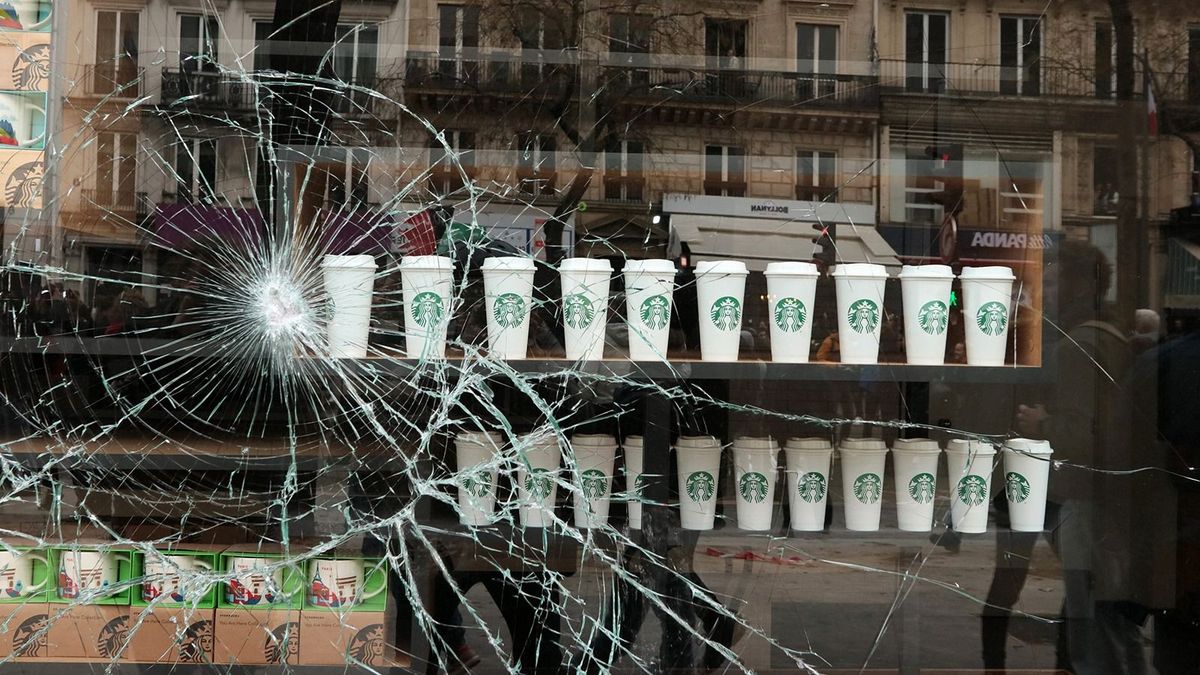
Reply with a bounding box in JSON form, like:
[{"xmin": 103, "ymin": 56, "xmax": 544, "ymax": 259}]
[
  {"xmin": 482, "ymin": 256, "xmax": 536, "ymax": 272},
  {"xmin": 695, "ymin": 260, "xmax": 748, "ymax": 277},
  {"xmin": 519, "ymin": 431, "xmax": 558, "ymax": 447},
  {"xmin": 560, "ymin": 257, "xmax": 613, "ymax": 273},
  {"xmin": 893, "ymin": 438, "xmax": 942, "ymax": 453},
  {"xmin": 572, "ymin": 434, "xmax": 617, "ymax": 447},
  {"xmin": 831, "ymin": 263, "xmax": 888, "ymax": 279},
  {"xmin": 322, "ymin": 254, "xmax": 377, "ymax": 269},
  {"xmin": 1004, "ymin": 438, "xmax": 1053, "ymax": 455},
  {"xmin": 624, "ymin": 259, "xmax": 676, "ymax": 274},
  {"xmin": 675, "ymin": 435, "xmax": 721, "ymax": 449},
  {"xmin": 623, "ymin": 435, "xmax": 643, "ymax": 447},
  {"xmin": 839, "ymin": 437, "xmax": 888, "ymax": 451},
  {"xmin": 960, "ymin": 265, "xmax": 1016, "ymax": 281},
  {"xmin": 899, "ymin": 264, "xmax": 954, "ymax": 280},
  {"xmin": 732, "ymin": 436, "xmax": 779, "ymax": 451},
  {"xmin": 765, "ymin": 261, "xmax": 820, "ymax": 278},
  {"xmin": 400, "ymin": 255, "xmax": 452, "ymax": 271},
  {"xmin": 784, "ymin": 437, "xmax": 833, "ymax": 451},
  {"xmin": 456, "ymin": 431, "xmax": 501, "ymax": 445},
  {"xmin": 946, "ymin": 439, "xmax": 997, "ymax": 455}
]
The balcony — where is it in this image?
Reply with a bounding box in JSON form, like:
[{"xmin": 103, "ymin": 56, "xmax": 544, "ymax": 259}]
[
  {"xmin": 158, "ymin": 68, "xmax": 257, "ymax": 110},
  {"xmin": 79, "ymin": 189, "xmax": 151, "ymax": 221},
  {"xmin": 602, "ymin": 177, "xmax": 645, "ymax": 204},
  {"xmin": 403, "ymin": 52, "xmax": 577, "ymax": 101},
  {"xmin": 702, "ymin": 180, "xmax": 747, "ymax": 198},
  {"xmin": 81, "ymin": 63, "xmax": 144, "ymax": 99}
]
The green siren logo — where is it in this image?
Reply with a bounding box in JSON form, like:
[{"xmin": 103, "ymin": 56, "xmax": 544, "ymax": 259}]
[
  {"xmin": 738, "ymin": 472, "xmax": 770, "ymax": 503},
  {"xmin": 685, "ymin": 471, "xmax": 716, "ymax": 503},
  {"xmin": 461, "ymin": 469, "xmax": 493, "ymax": 498},
  {"xmin": 410, "ymin": 291, "xmax": 445, "ymax": 328},
  {"xmin": 976, "ymin": 301, "xmax": 1008, "ymax": 337},
  {"xmin": 797, "ymin": 472, "xmax": 826, "ymax": 503},
  {"xmin": 957, "ymin": 474, "xmax": 989, "ymax": 506},
  {"xmin": 524, "ymin": 467, "xmax": 553, "ymax": 500},
  {"xmin": 633, "ymin": 473, "xmax": 647, "ymax": 498},
  {"xmin": 917, "ymin": 300, "xmax": 949, "ymax": 336},
  {"xmin": 493, "ymin": 293, "xmax": 527, "ymax": 329},
  {"xmin": 853, "ymin": 473, "xmax": 882, "ymax": 504},
  {"xmin": 847, "ymin": 299, "xmax": 880, "ymax": 334},
  {"xmin": 774, "ymin": 297, "xmax": 807, "ymax": 332},
  {"xmin": 908, "ymin": 472, "xmax": 936, "ymax": 504},
  {"xmin": 1005, "ymin": 472, "xmax": 1031, "ymax": 503},
  {"xmin": 709, "ymin": 296, "xmax": 742, "ymax": 331},
  {"xmin": 640, "ymin": 294, "xmax": 670, "ymax": 330},
  {"xmin": 580, "ymin": 469, "xmax": 609, "ymax": 499},
  {"xmin": 563, "ymin": 293, "xmax": 596, "ymax": 330}
]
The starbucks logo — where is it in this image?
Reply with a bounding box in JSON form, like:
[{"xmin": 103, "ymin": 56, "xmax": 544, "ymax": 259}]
[
  {"xmin": 709, "ymin": 296, "xmax": 742, "ymax": 331},
  {"xmin": 461, "ymin": 469, "xmax": 493, "ymax": 498},
  {"xmin": 847, "ymin": 299, "xmax": 880, "ymax": 334},
  {"xmin": 1005, "ymin": 472, "xmax": 1031, "ymax": 503},
  {"xmin": 975, "ymin": 301, "xmax": 1008, "ymax": 337},
  {"xmin": 739, "ymin": 472, "xmax": 770, "ymax": 503},
  {"xmin": 640, "ymin": 294, "xmax": 671, "ymax": 330},
  {"xmin": 633, "ymin": 473, "xmax": 647, "ymax": 498},
  {"xmin": 524, "ymin": 467, "xmax": 554, "ymax": 500},
  {"xmin": 563, "ymin": 293, "xmax": 596, "ymax": 329},
  {"xmin": 493, "ymin": 293, "xmax": 527, "ymax": 329},
  {"xmin": 917, "ymin": 300, "xmax": 948, "ymax": 336},
  {"xmin": 774, "ymin": 297, "xmax": 807, "ymax": 333},
  {"xmin": 797, "ymin": 472, "xmax": 826, "ymax": 503},
  {"xmin": 685, "ymin": 471, "xmax": 716, "ymax": 503},
  {"xmin": 957, "ymin": 474, "xmax": 989, "ymax": 506},
  {"xmin": 580, "ymin": 469, "xmax": 609, "ymax": 499},
  {"xmin": 908, "ymin": 472, "xmax": 936, "ymax": 504},
  {"xmin": 410, "ymin": 291, "xmax": 445, "ymax": 328},
  {"xmin": 852, "ymin": 473, "xmax": 882, "ymax": 504}
]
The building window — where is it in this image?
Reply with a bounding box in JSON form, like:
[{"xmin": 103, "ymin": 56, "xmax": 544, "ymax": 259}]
[
  {"xmin": 430, "ymin": 130, "xmax": 476, "ymax": 194},
  {"xmin": 705, "ymin": 19, "xmax": 747, "ymax": 97},
  {"xmin": 318, "ymin": 155, "xmax": 369, "ymax": 210},
  {"xmin": 94, "ymin": 11, "xmax": 139, "ymax": 96},
  {"xmin": 95, "ymin": 132, "xmax": 137, "ymax": 210},
  {"xmin": 179, "ymin": 14, "xmax": 219, "ymax": 72},
  {"xmin": 1000, "ymin": 16, "xmax": 1041, "ymax": 96},
  {"xmin": 518, "ymin": 10, "xmax": 565, "ymax": 84},
  {"xmin": 517, "ymin": 133, "xmax": 556, "ymax": 195},
  {"xmin": 797, "ymin": 24, "xmax": 838, "ymax": 101},
  {"xmin": 438, "ymin": 4, "xmax": 480, "ymax": 82},
  {"xmin": 175, "ymin": 137, "xmax": 218, "ymax": 204},
  {"xmin": 333, "ymin": 23, "xmax": 378, "ymax": 113},
  {"xmin": 1189, "ymin": 26, "xmax": 1200, "ymax": 103},
  {"xmin": 1093, "ymin": 146, "xmax": 1120, "ymax": 215},
  {"xmin": 253, "ymin": 21, "xmax": 274, "ymax": 73},
  {"xmin": 904, "ymin": 11, "xmax": 948, "ymax": 93},
  {"xmin": 608, "ymin": 14, "xmax": 650, "ymax": 89},
  {"xmin": 604, "ymin": 139, "xmax": 644, "ymax": 202},
  {"xmin": 704, "ymin": 145, "xmax": 745, "ymax": 197},
  {"xmin": 796, "ymin": 150, "xmax": 837, "ymax": 202}
]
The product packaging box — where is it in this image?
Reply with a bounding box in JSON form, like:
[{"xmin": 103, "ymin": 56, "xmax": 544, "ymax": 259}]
[
  {"xmin": 211, "ymin": 544, "xmax": 304, "ymax": 665},
  {"xmin": 44, "ymin": 603, "xmax": 131, "ymax": 660},
  {"xmin": 125, "ymin": 605, "xmax": 216, "ymax": 664},
  {"xmin": 47, "ymin": 543, "xmax": 134, "ymax": 606},
  {"xmin": 211, "ymin": 607, "xmax": 300, "ymax": 666},
  {"xmin": 0, "ymin": 546, "xmax": 53, "ymax": 603},
  {"xmin": 124, "ymin": 544, "xmax": 223, "ymax": 663},
  {"xmin": 0, "ymin": 602, "xmax": 51, "ymax": 660},
  {"xmin": 295, "ymin": 555, "xmax": 393, "ymax": 665}
]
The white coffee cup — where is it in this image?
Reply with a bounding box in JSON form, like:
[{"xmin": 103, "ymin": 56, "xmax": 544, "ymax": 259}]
[
  {"xmin": 899, "ymin": 265, "xmax": 955, "ymax": 365},
  {"xmin": 732, "ymin": 437, "xmax": 779, "ymax": 530},
  {"xmin": 675, "ymin": 436, "xmax": 723, "ymax": 530},
  {"xmin": 142, "ymin": 554, "xmax": 213, "ymax": 604},
  {"xmin": 58, "ymin": 550, "xmax": 130, "ymax": 600},
  {"xmin": 765, "ymin": 262, "xmax": 820, "ymax": 363},
  {"xmin": 401, "ymin": 255, "xmax": 454, "ymax": 359},
  {"xmin": 322, "ymin": 254, "xmax": 377, "ymax": 358},
  {"xmin": 455, "ymin": 431, "xmax": 503, "ymax": 526},
  {"xmin": 945, "ymin": 439, "xmax": 997, "ymax": 533},
  {"xmin": 515, "ymin": 432, "xmax": 561, "ymax": 528},
  {"xmin": 0, "ymin": 550, "xmax": 49, "ymax": 598},
  {"xmin": 0, "ymin": 2, "xmax": 51, "ymax": 31},
  {"xmin": 307, "ymin": 558, "xmax": 386, "ymax": 608},
  {"xmin": 623, "ymin": 259, "xmax": 676, "ymax": 361},
  {"xmin": 784, "ymin": 437, "xmax": 833, "ymax": 531},
  {"xmin": 224, "ymin": 556, "xmax": 302, "ymax": 606},
  {"xmin": 0, "ymin": 93, "xmax": 44, "ymax": 148},
  {"xmin": 891, "ymin": 438, "xmax": 942, "ymax": 532},
  {"xmin": 1002, "ymin": 438, "xmax": 1054, "ymax": 532},
  {"xmin": 571, "ymin": 434, "xmax": 619, "ymax": 529},
  {"xmin": 694, "ymin": 260, "xmax": 749, "ymax": 362},
  {"xmin": 482, "ymin": 257, "xmax": 537, "ymax": 359},
  {"xmin": 559, "ymin": 258, "xmax": 612, "ymax": 361},
  {"xmin": 831, "ymin": 263, "xmax": 889, "ymax": 364},
  {"xmin": 623, "ymin": 436, "xmax": 645, "ymax": 530},
  {"xmin": 960, "ymin": 266, "xmax": 1016, "ymax": 366},
  {"xmin": 839, "ymin": 438, "xmax": 888, "ymax": 531}
]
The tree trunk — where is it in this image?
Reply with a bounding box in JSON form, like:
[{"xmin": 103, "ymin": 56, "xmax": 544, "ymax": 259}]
[{"xmin": 1110, "ymin": 0, "xmax": 1140, "ymax": 331}]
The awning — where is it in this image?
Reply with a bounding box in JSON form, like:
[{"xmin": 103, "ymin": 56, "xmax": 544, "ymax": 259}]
[
  {"xmin": 153, "ymin": 203, "xmax": 264, "ymax": 250},
  {"xmin": 315, "ymin": 209, "xmax": 395, "ymax": 256},
  {"xmin": 670, "ymin": 215, "xmax": 901, "ymax": 272},
  {"xmin": 1165, "ymin": 238, "xmax": 1200, "ymax": 309}
]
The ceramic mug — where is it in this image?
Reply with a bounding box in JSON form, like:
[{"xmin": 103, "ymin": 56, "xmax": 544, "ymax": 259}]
[
  {"xmin": 307, "ymin": 558, "xmax": 386, "ymax": 608},
  {"xmin": 0, "ymin": 550, "xmax": 49, "ymax": 598},
  {"xmin": 224, "ymin": 556, "xmax": 302, "ymax": 606},
  {"xmin": 0, "ymin": 2, "xmax": 51, "ymax": 32},
  {"xmin": 58, "ymin": 550, "xmax": 129, "ymax": 599},
  {"xmin": 0, "ymin": 93, "xmax": 43, "ymax": 148},
  {"xmin": 142, "ymin": 555, "xmax": 213, "ymax": 604}
]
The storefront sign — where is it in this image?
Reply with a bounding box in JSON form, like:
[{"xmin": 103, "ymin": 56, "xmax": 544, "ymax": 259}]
[{"xmin": 663, "ymin": 193, "xmax": 874, "ymax": 224}]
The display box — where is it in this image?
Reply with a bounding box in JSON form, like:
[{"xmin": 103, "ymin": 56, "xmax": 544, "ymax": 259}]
[
  {"xmin": 211, "ymin": 607, "xmax": 300, "ymax": 666},
  {"xmin": 46, "ymin": 545, "xmax": 134, "ymax": 606},
  {"xmin": 130, "ymin": 546, "xmax": 222, "ymax": 609},
  {"xmin": 0, "ymin": 601, "xmax": 51, "ymax": 660},
  {"xmin": 0, "ymin": 546, "xmax": 53, "ymax": 603},
  {"xmin": 43, "ymin": 603, "xmax": 130, "ymax": 660},
  {"xmin": 124, "ymin": 605, "xmax": 216, "ymax": 664},
  {"xmin": 294, "ymin": 555, "xmax": 392, "ymax": 665},
  {"xmin": 216, "ymin": 545, "xmax": 305, "ymax": 611}
]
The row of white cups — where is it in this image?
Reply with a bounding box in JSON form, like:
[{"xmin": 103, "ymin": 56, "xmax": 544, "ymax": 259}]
[
  {"xmin": 322, "ymin": 255, "xmax": 1018, "ymax": 364},
  {"xmin": 453, "ymin": 432, "xmax": 1054, "ymax": 533}
]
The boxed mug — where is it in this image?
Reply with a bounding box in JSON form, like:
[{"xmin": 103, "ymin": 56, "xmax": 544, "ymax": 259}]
[
  {"xmin": 0, "ymin": 547, "xmax": 52, "ymax": 603},
  {"xmin": 213, "ymin": 546, "xmax": 304, "ymax": 665},
  {"xmin": 297, "ymin": 554, "xmax": 395, "ymax": 666},
  {"xmin": 125, "ymin": 546, "xmax": 223, "ymax": 664},
  {"xmin": 47, "ymin": 546, "xmax": 133, "ymax": 606}
]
